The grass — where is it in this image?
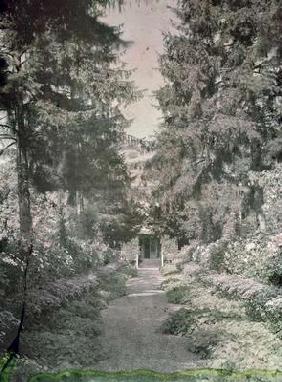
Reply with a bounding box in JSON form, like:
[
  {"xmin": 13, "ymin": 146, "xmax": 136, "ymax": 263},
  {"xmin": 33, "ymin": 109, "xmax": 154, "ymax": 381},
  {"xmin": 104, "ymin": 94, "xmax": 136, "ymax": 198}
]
[
  {"xmin": 27, "ymin": 368, "xmax": 282, "ymax": 382},
  {"xmin": 2, "ymin": 355, "xmax": 282, "ymax": 382}
]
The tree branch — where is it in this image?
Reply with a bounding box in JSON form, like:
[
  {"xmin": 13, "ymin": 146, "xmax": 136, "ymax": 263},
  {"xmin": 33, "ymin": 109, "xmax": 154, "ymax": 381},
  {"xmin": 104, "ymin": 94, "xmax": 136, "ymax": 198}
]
[
  {"xmin": 0, "ymin": 134, "xmax": 17, "ymax": 140},
  {"xmin": 0, "ymin": 123, "xmax": 12, "ymax": 130},
  {"xmin": 0, "ymin": 141, "xmax": 16, "ymax": 155}
]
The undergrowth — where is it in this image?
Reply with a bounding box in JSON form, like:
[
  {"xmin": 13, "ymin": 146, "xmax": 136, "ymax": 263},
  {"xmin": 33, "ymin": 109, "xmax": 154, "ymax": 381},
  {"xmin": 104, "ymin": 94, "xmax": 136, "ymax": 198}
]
[
  {"xmin": 161, "ymin": 261, "xmax": 282, "ymax": 369},
  {"xmin": 19, "ymin": 266, "xmax": 131, "ymax": 375},
  {"xmin": 160, "ymin": 308, "xmax": 242, "ymax": 337},
  {"xmin": 166, "ymin": 286, "xmax": 192, "ymax": 304}
]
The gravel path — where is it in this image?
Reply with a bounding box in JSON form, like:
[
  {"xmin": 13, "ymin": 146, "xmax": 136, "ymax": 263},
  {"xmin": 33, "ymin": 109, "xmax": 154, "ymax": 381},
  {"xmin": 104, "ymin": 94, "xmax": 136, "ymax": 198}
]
[{"xmin": 94, "ymin": 267, "xmax": 200, "ymax": 372}]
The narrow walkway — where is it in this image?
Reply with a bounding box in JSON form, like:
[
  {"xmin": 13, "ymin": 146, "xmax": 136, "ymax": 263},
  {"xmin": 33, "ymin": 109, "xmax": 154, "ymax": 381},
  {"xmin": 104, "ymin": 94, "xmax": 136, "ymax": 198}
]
[{"xmin": 94, "ymin": 267, "xmax": 200, "ymax": 372}]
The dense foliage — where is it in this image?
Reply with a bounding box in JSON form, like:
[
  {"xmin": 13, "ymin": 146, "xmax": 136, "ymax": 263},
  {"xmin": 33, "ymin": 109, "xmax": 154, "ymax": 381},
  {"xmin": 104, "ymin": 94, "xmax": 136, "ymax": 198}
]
[
  {"xmin": 0, "ymin": 0, "xmax": 141, "ymax": 363},
  {"xmin": 151, "ymin": 0, "xmax": 282, "ymax": 246},
  {"xmin": 152, "ymin": 0, "xmax": 282, "ymax": 369}
]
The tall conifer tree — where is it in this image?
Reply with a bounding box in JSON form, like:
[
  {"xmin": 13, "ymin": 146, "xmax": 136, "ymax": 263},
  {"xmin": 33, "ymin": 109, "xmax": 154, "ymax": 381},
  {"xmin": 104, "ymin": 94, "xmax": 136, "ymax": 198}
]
[{"xmin": 153, "ymin": 0, "xmax": 281, "ymax": 245}]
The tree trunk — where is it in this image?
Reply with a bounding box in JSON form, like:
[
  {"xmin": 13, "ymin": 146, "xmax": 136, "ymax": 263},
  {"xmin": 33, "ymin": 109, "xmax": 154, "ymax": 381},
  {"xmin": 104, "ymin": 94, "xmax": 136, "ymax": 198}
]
[
  {"xmin": 8, "ymin": 106, "xmax": 33, "ymax": 355},
  {"xmin": 17, "ymin": 132, "xmax": 33, "ymax": 246}
]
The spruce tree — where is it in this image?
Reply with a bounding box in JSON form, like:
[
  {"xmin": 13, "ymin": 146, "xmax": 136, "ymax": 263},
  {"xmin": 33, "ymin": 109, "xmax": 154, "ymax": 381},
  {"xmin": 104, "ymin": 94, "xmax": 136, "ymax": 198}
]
[
  {"xmin": 153, "ymin": 0, "xmax": 282, "ymax": 245},
  {"xmin": 0, "ymin": 0, "xmax": 137, "ymax": 354}
]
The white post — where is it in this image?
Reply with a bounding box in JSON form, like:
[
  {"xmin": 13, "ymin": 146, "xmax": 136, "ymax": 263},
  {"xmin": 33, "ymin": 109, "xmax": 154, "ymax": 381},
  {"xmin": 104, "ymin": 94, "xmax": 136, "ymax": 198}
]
[{"xmin": 135, "ymin": 253, "xmax": 139, "ymax": 269}]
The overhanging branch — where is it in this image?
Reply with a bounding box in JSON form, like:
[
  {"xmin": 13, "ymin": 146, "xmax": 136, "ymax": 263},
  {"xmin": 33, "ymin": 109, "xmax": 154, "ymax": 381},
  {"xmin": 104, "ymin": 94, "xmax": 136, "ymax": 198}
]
[
  {"xmin": 0, "ymin": 134, "xmax": 17, "ymax": 140},
  {"xmin": 0, "ymin": 123, "xmax": 13, "ymax": 130},
  {"xmin": 0, "ymin": 141, "xmax": 16, "ymax": 155}
]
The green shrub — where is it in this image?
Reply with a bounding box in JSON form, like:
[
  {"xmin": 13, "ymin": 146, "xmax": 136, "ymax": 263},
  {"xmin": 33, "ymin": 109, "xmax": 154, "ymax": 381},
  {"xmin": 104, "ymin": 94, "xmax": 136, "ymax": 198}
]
[
  {"xmin": 120, "ymin": 263, "xmax": 138, "ymax": 278},
  {"xmin": 120, "ymin": 238, "xmax": 139, "ymax": 263},
  {"xmin": 188, "ymin": 329, "xmax": 223, "ymax": 360},
  {"xmin": 264, "ymin": 242, "xmax": 282, "ymax": 287},
  {"xmin": 160, "ymin": 308, "xmax": 195, "ymax": 335},
  {"xmin": 98, "ymin": 272, "xmax": 127, "ymax": 300},
  {"xmin": 167, "ymin": 286, "xmax": 192, "ymax": 304},
  {"xmin": 161, "ymin": 263, "xmax": 179, "ymax": 276},
  {"xmin": 161, "ymin": 277, "xmax": 182, "ymax": 290},
  {"xmin": 161, "ymin": 307, "xmax": 243, "ymax": 336},
  {"xmin": 208, "ymin": 241, "xmax": 228, "ymax": 272}
]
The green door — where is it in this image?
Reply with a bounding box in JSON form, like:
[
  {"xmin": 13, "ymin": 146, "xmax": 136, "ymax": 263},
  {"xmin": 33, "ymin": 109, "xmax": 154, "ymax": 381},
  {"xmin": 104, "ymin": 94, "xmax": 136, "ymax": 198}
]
[{"xmin": 144, "ymin": 237, "xmax": 150, "ymax": 258}]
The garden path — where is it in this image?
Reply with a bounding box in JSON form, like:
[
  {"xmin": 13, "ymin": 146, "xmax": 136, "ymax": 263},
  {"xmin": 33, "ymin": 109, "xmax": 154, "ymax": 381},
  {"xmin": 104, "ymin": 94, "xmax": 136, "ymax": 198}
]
[{"xmin": 94, "ymin": 266, "xmax": 201, "ymax": 372}]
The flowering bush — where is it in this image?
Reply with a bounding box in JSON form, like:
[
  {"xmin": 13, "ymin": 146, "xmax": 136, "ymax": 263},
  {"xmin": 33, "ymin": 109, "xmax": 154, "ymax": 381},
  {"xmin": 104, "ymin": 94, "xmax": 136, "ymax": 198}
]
[
  {"xmin": 219, "ymin": 235, "xmax": 282, "ymax": 285},
  {"xmin": 203, "ymin": 272, "xmax": 281, "ymax": 322},
  {"xmin": 120, "ymin": 238, "xmax": 139, "ymax": 264},
  {"xmin": 173, "ymin": 241, "xmax": 200, "ymax": 269},
  {"xmin": 189, "ymin": 233, "xmax": 282, "ymax": 287},
  {"xmin": 161, "ymin": 235, "xmax": 178, "ymax": 261},
  {"xmin": 188, "ymin": 240, "xmax": 229, "ymax": 273},
  {"xmin": 183, "ymin": 262, "xmax": 202, "ymax": 280}
]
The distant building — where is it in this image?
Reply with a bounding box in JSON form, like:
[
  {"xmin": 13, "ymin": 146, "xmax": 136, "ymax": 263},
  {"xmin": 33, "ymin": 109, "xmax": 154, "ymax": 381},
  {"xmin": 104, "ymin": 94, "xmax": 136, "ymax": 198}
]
[{"xmin": 137, "ymin": 226, "xmax": 162, "ymax": 268}]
